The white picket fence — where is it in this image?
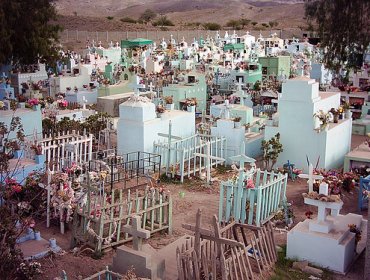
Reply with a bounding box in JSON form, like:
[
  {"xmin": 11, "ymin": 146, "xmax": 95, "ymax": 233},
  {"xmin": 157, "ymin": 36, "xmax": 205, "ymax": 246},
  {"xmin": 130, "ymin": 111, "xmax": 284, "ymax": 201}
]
[
  {"xmin": 153, "ymin": 134, "xmax": 226, "ymax": 182},
  {"xmin": 40, "ymin": 131, "xmax": 93, "ymax": 172}
]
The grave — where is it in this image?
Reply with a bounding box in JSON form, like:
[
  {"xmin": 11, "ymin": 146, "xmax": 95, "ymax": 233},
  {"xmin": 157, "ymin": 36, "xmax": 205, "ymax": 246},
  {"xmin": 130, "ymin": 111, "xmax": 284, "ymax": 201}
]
[
  {"xmin": 112, "ymin": 215, "xmax": 165, "ymax": 280},
  {"xmin": 16, "ymin": 228, "xmax": 62, "ymax": 260},
  {"xmin": 0, "ymin": 102, "xmax": 42, "ymax": 140},
  {"xmin": 10, "ymin": 63, "xmax": 48, "ymax": 94},
  {"xmin": 49, "ymin": 64, "xmax": 91, "ymax": 96},
  {"xmin": 178, "ymin": 209, "xmax": 277, "ymax": 279},
  {"xmin": 343, "ymin": 139, "xmax": 370, "ymax": 172},
  {"xmin": 287, "ymin": 185, "xmax": 367, "ymax": 273},
  {"xmin": 117, "ymin": 91, "xmax": 195, "ymax": 155},
  {"xmin": 210, "ymin": 112, "xmax": 263, "ymax": 162},
  {"xmin": 162, "ymin": 72, "xmax": 207, "ymax": 112},
  {"xmin": 210, "ymin": 96, "xmax": 254, "ymax": 126},
  {"xmin": 264, "ymin": 75, "xmax": 352, "ymax": 171},
  {"xmin": 0, "ymin": 79, "xmax": 15, "ymax": 99},
  {"xmin": 65, "ymin": 88, "xmax": 98, "ymax": 105}
]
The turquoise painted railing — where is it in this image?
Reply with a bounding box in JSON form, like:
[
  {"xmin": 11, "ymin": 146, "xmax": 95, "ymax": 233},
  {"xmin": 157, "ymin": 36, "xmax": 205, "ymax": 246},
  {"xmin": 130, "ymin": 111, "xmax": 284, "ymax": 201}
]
[
  {"xmin": 219, "ymin": 169, "xmax": 287, "ymax": 226},
  {"xmin": 358, "ymin": 175, "xmax": 370, "ymax": 212}
]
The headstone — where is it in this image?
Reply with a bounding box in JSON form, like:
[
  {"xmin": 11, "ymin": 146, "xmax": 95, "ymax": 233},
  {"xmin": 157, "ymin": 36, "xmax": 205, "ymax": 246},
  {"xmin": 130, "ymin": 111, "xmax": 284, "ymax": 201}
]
[
  {"xmin": 298, "ymin": 164, "xmax": 324, "ymax": 193},
  {"xmin": 112, "ymin": 215, "xmax": 165, "ymax": 279}
]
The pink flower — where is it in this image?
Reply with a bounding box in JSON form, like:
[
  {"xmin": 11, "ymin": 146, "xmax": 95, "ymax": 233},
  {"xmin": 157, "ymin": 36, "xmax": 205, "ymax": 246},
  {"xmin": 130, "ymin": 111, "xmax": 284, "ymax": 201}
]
[
  {"xmin": 12, "ymin": 185, "xmax": 22, "ymax": 193},
  {"xmin": 246, "ymin": 179, "xmax": 255, "ymax": 189}
]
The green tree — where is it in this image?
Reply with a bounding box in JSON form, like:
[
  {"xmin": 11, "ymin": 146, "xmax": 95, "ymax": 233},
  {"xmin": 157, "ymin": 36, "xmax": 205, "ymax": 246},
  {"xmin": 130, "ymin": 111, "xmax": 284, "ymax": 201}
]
[
  {"xmin": 0, "ymin": 0, "xmax": 61, "ymax": 66},
  {"xmin": 261, "ymin": 133, "xmax": 283, "ymax": 171},
  {"xmin": 305, "ymin": 0, "xmax": 370, "ymax": 70},
  {"xmin": 139, "ymin": 9, "xmax": 157, "ymax": 23}
]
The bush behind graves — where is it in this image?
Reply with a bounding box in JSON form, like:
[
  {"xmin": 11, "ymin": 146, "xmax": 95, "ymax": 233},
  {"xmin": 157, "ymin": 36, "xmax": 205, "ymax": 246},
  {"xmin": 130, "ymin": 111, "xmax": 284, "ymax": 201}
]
[
  {"xmin": 203, "ymin": 22, "xmax": 221, "ymax": 31},
  {"xmin": 120, "ymin": 17, "xmax": 137, "ymax": 24}
]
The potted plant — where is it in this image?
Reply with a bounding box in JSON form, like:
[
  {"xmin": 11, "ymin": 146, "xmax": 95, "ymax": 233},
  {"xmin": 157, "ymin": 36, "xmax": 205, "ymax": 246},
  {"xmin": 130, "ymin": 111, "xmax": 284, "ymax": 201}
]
[
  {"xmin": 164, "ymin": 96, "xmax": 174, "ymax": 110},
  {"xmin": 156, "ymin": 105, "xmax": 166, "ymax": 117},
  {"xmin": 185, "ymin": 98, "xmax": 197, "ymax": 112},
  {"xmin": 329, "ymin": 108, "xmax": 339, "ymax": 123},
  {"xmin": 313, "ymin": 110, "xmax": 330, "ymax": 132},
  {"xmin": 342, "ymin": 102, "xmax": 351, "ymax": 118},
  {"xmin": 233, "ymin": 116, "xmax": 242, "ymax": 128}
]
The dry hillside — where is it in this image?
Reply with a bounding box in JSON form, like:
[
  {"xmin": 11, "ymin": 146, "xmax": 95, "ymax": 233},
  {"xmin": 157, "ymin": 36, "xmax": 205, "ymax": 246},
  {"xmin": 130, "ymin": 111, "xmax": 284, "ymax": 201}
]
[{"xmin": 53, "ymin": 0, "xmax": 307, "ymax": 31}]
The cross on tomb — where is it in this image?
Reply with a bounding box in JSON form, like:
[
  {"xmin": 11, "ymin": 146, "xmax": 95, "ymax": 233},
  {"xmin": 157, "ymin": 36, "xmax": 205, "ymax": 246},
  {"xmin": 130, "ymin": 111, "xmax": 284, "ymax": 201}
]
[
  {"xmin": 82, "ymin": 96, "xmax": 87, "ymax": 110},
  {"xmin": 194, "ymin": 140, "xmax": 225, "ymax": 184},
  {"xmin": 304, "ymin": 182, "xmax": 343, "ymax": 233},
  {"xmin": 283, "ymin": 160, "xmax": 295, "ymax": 180},
  {"xmin": 123, "ymin": 215, "xmax": 150, "ymax": 251},
  {"xmin": 229, "ymin": 144, "xmax": 254, "ymax": 170},
  {"xmin": 298, "ymin": 163, "xmax": 323, "ymax": 193},
  {"xmin": 158, "ymin": 121, "xmax": 183, "ymax": 176},
  {"xmin": 233, "ymin": 78, "xmax": 249, "ymax": 106}
]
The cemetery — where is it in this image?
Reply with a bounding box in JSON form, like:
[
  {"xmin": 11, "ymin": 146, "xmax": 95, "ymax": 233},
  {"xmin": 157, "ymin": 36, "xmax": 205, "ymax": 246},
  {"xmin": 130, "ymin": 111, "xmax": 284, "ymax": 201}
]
[{"xmin": 0, "ymin": 2, "xmax": 370, "ymax": 279}]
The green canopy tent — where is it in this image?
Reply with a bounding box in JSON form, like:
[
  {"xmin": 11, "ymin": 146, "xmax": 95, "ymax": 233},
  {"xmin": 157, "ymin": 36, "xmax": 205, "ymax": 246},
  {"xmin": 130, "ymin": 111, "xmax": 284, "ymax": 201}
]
[{"xmin": 121, "ymin": 38, "xmax": 153, "ymax": 48}]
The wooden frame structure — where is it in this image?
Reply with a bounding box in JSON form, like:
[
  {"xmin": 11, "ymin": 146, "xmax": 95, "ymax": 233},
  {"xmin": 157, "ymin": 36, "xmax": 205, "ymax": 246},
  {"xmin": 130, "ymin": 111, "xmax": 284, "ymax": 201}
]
[
  {"xmin": 71, "ymin": 186, "xmax": 172, "ymax": 253},
  {"xmin": 219, "ymin": 169, "xmax": 287, "ymax": 226},
  {"xmin": 177, "ymin": 209, "xmax": 277, "ymax": 280},
  {"xmin": 153, "ymin": 133, "xmax": 226, "ymax": 182}
]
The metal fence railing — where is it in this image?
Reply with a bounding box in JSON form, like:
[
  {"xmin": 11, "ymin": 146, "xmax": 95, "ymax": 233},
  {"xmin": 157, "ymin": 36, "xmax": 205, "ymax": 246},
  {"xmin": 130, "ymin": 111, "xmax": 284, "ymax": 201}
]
[{"xmin": 59, "ymin": 29, "xmax": 314, "ymax": 44}]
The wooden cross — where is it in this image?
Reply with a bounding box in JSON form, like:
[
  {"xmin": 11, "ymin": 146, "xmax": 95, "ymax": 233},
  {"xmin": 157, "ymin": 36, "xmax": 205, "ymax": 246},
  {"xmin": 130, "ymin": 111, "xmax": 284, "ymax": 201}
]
[
  {"xmin": 194, "ymin": 140, "xmax": 225, "ymax": 184},
  {"xmin": 123, "ymin": 215, "xmax": 150, "ymax": 251},
  {"xmin": 298, "ymin": 163, "xmax": 323, "ymax": 193}
]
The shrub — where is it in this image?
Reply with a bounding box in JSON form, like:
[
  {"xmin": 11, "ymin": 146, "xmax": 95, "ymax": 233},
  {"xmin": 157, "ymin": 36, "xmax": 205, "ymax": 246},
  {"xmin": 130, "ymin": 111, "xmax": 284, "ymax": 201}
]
[
  {"xmin": 153, "ymin": 16, "xmax": 175, "ymax": 27},
  {"xmin": 120, "ymin": 17, "xmax": 137, "ymax": 23},
  {"xmin": 139, "ymin": 9, "xmax": 156, "ymax": 22},
  {"xmin": 106, "ymin": 16, "xmax": 114, "ymax": 20},
  {"xmin": 203, "ymin": 22, "xmax": 221, "ymax": 31}
]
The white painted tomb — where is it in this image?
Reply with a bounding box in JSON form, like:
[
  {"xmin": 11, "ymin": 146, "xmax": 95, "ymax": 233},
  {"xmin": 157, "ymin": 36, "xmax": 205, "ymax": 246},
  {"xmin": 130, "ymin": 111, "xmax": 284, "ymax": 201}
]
[
  {"xmin": 117, "ymin": 93, "xmax": 195, "ymax": 155},
  {"xmin": 264, "ymin": 76, "xmax": 352, "ymax": 172},
  {"xmin": 287, "ymin": 185, "xmax": 367, "ymax": 273}
]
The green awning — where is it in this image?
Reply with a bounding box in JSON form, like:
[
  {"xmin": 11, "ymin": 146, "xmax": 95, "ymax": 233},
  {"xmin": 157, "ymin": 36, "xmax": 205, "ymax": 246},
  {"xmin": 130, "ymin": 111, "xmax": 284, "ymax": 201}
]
[
  {"xmin": 121, "ymin": 38, "xmax": 153, "ymax": 48},
  {"xmin": 223, "ymin": 43, "xmax": 245, "ymax": 51}
]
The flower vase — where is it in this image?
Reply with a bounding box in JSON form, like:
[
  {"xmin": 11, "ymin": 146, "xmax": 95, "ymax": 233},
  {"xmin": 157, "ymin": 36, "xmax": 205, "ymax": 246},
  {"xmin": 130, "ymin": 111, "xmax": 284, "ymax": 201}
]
[
  {"xmin": 333, "ymin": 114, "xmax": 339, "ymax": 123},
  {"xmin": 32, "ymin": 90, "xmax": 40, "ymax": 99},
  {"xmin": 187, "ymin": 105, "xmax": 195, "ymax": 112},
  {"xmin": 234, "ymin": 122, "xmax": 241, "ymax": 128},
  {"xmin": 166, "ymin": 103, "xmax": 174, "ymax": 110},
  {"xmin": 49, "ymin": 238, "xmax": 57, "ymax": 248},
  {"xmin": 14, "ymin": 150, "xmax": 23, "ymax": 159},
  {"xmin": 345, "ymin": 110, "xmax": 352, "ymax": 119},
  {"xmin": 34, "ymin": 231, "xmax": 41, "ymax": 241},
  {"xmin": 35, "ymin": 154, "xmax": 45, "ymax": 164},
  {"xmin": 32, "ymin": 104, "xmax": 40, "ymax": 111},
  {"xmin": 314, "ymin": 117, "xmax": 321, "ymax": 130}
]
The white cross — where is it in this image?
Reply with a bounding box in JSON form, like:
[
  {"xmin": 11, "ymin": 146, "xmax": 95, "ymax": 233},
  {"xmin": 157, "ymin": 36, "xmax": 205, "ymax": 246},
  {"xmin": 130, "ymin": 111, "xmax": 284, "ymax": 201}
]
[
  {"xmin": 233, "ymin": 78, "xmax": 248, "ymax": 106},
  {"xmin": 158, "ymin": 121, "xmax": 183, "ymax": 175},
  {"xmin": 82, "ymin": 96, "xmax": 87, "ymax": 110},
  {"xmin": 298, "ymin": 163, "xmax": 324, "ymax": 193},
  {"xmin": 194, "ymin": 140, "xmax": 225, "ymax": 184},
  {"xmin": 123, "ymin": 215, "xmax": 150, "ymax": 251}
]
